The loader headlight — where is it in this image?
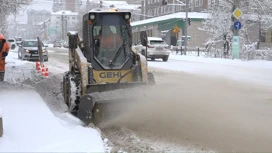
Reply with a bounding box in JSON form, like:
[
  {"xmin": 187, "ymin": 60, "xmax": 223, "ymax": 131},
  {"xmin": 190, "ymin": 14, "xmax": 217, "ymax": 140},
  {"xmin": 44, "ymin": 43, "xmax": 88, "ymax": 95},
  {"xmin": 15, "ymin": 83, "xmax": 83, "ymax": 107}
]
[
  {"xmin": 89, "ymin": 14, "xmax": 95, "ymax": 20},
  {"xmin": 125, "ymin": 14, "xmax": 130, "ymax": 20},
  {"xmin": 42, "ymin": 49, "xmax": 47, "ymax": 53},
  {"xmin": 25, "ymin": 49, "xmax": 29, "ymax": 53}
]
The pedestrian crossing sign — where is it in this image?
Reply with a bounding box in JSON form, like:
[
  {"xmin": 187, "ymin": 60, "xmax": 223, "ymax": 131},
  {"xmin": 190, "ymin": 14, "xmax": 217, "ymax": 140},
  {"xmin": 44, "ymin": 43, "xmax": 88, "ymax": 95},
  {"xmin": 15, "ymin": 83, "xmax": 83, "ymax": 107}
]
[{"xmin": 173, "ymin": 26, "xmax": 180, "ymax": 33}]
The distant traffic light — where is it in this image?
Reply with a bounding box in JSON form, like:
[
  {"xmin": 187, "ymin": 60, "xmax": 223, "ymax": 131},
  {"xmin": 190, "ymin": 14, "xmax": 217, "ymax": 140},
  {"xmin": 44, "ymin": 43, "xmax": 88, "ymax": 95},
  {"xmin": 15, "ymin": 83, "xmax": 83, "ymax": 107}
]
[
  {"xmin": 183, "ymin": 18, "xmax": 191, "ymax": 26},
  {"xmin": 162, "ymin": 0, "xmax": 168, "ymax": 5}
]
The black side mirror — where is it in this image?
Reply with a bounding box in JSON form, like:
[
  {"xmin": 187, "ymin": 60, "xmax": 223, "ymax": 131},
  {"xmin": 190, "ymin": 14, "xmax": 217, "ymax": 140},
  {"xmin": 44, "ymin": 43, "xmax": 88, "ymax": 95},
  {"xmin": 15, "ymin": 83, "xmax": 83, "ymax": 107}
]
[
  {"xmin": 94, "ymin": 39, "xmax": 100, "ymax": 46},
  {"xmin": 67, "ymin": 31, "xmax": 78, "ymax": 49}
]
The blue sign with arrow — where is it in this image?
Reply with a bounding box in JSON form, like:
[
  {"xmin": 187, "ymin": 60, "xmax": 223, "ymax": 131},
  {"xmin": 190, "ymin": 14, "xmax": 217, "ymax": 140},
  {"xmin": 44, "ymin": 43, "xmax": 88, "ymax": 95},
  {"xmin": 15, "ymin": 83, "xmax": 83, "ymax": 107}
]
[{"xmin": 234, "ymin": 21, "xmax": 242, "ymax": 30}]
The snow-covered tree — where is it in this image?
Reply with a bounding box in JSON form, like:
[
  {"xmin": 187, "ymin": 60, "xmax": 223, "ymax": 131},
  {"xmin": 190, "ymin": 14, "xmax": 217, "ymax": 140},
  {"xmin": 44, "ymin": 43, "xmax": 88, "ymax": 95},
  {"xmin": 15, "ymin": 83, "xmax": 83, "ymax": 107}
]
[
  {"xmin": 200, "ymin": 0, "xmax": 272, "ymax": 59},
  {"xmin": 0, "ymin": 0, "xmax": 32, "ymax": 35}
]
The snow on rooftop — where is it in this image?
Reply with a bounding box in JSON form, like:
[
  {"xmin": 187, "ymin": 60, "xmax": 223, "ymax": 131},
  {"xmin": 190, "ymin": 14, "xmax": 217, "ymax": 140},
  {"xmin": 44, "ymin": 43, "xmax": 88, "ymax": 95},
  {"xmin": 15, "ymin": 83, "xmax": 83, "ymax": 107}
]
[
  {"xmin": 52, "ymin": 10, "xmax": 79, "ymax": 16},
  {"xmin": 131, "ymin": 12, "xmax": 210, "ymax": 27},
  {"xmin": 92, "ymin": 1, "xmax": 128, "ymax": 5},
  {"xmin": 115, "ymin": 4, "xmax": 141, "ymax": 10}
]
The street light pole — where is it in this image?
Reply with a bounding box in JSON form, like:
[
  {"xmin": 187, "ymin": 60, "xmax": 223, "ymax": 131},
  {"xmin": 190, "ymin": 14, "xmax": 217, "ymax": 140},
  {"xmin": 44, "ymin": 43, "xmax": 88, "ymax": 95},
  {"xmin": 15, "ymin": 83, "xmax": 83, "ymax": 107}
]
[
  {"xmin": 62, "ymin": 12, "xmax": 64, "ymax": 41},
  {"xmin": 183, "ymin": 0, "xmax": 189, "ymax": 55}
]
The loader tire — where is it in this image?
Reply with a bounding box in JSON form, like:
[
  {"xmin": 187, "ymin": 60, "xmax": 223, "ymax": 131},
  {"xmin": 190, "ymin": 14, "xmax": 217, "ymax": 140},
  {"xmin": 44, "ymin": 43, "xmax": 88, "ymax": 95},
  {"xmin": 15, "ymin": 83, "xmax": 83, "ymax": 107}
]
[
  {"xmin": 63, "ymin": 72, "xmax": 81, "ymax": 115},
  {"xmin": 147, "ymin": 72, "xmax": 155, "ymax": 85},
  {"xmin": 63, "ymin": 72, "xmax": 70, "ymax": 105}
]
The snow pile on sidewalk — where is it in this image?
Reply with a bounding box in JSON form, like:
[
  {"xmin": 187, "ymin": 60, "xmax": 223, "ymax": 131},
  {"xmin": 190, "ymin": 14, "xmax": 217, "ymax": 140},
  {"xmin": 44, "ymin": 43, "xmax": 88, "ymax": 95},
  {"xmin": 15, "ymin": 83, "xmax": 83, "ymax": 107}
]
[
  {"xmin": 148, "ymin": 54, "xmax": 272, "ymax": 86},
  {"xmin": 0, "ymin": 90, "xmax": 104, "ymax": 152}
]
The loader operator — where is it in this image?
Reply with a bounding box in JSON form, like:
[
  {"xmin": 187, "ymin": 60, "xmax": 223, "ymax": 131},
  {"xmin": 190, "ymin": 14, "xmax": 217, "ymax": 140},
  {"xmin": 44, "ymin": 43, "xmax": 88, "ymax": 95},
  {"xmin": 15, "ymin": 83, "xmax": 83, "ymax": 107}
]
[
  {"xmin": 0, "ymin": 34, "xmax": 9, "ymax": 82},
  {"xmin": 94, "ymin": 25, "xmax": 123, "ymax": 65}
]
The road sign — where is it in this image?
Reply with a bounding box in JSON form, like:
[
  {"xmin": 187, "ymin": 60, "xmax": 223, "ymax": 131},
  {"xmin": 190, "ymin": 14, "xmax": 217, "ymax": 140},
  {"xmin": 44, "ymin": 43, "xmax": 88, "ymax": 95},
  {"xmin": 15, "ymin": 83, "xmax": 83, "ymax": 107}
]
[
  {"xmin": 173, "ymin": 26, "xmax": 180, "ymax": 33},
  {"xmin": 234, "ymin": 21, "xmax": 242, "ymax": 30},
  {"xmin": 232, "ymin": 8, "xmax": 243, "ymax": 20}
]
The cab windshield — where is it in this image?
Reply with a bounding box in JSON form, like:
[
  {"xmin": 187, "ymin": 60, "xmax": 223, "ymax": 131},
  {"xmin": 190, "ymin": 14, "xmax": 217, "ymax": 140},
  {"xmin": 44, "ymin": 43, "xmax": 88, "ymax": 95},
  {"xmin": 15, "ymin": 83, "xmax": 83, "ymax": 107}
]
[
  {"xmin": 92, "ymin": 14, "xmax": 130, "ymax": 69},
  {"xmin": 23, "ymin": 41, "xmax": 44, "ymax": 47}
]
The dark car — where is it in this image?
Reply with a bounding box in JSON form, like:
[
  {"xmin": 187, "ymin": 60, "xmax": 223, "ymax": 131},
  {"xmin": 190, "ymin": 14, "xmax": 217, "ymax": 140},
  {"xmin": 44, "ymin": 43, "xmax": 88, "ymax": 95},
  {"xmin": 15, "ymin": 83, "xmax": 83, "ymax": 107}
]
[{"xmin": 18, "ymin": 39, "xmax": 48, "ymax": 61}]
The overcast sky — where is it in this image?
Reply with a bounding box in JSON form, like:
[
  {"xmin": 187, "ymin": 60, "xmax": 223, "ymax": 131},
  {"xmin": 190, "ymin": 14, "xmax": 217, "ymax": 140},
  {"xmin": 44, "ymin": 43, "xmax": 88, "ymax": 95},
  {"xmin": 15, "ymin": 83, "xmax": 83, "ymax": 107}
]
[{"xmin": 12, "ymin": 0, "xmax": 53, "ymax": 23}]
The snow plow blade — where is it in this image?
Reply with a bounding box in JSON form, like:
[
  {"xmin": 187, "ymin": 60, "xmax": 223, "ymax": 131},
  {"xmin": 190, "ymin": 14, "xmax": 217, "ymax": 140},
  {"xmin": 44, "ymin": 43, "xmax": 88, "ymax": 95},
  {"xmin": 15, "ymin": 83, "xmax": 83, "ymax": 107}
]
[{"xmin": 77, "ymin": 83, "xmax": 149, "ymax": 125}]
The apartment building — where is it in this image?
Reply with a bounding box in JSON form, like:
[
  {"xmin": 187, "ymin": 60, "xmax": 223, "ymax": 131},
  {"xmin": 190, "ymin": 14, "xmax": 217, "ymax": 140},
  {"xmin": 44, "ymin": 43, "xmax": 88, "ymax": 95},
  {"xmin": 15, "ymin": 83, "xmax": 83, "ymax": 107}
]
[
  {"xmin": 53, "ymin": 0, "xmax": 82, "ymax": 12},
  {"xmin": 141, "ymin": 0, "xmax": 209, "ymax": 20}
]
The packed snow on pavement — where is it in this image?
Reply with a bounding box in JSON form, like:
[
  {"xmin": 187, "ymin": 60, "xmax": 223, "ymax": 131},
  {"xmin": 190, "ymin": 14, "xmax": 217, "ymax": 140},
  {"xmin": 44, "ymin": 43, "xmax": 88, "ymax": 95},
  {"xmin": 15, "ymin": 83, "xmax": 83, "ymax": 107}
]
[{"xmin": 1, "ymin": 49, "xmax": 272, "ymax": 152}]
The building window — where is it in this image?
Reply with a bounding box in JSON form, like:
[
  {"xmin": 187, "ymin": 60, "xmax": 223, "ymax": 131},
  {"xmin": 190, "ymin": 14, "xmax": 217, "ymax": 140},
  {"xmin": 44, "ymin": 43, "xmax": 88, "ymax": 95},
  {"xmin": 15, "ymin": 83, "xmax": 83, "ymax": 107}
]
[
  {"xmin": 72, "ymin": 17, "xmax": 76, "ymax": 19},
  {"xmin": 189, "ymin": 1, "xmax": 192, "ymax": 8},
  {"xmin": 161, "ymin": 6, "xmax": 164, "ymax": 14},
  {"xmin": 200, "ymin": 0, "xmax": 203, "ymax": 6}
]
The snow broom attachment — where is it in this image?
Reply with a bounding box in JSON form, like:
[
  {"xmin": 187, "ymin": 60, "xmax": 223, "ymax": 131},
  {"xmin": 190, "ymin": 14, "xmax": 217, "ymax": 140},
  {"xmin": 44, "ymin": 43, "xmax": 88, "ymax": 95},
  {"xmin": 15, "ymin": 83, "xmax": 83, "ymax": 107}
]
[{"xmin": 77, "ymin": 82, "xmax": 150, "ymax": 125}]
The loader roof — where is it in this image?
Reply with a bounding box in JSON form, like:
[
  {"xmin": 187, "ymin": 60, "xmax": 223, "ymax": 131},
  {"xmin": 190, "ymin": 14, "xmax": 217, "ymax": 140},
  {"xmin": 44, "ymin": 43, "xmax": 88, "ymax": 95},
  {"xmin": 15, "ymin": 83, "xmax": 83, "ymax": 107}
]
[{"xmin": 88, "ymin": 8, "xmax": 129, "ymax": 13}]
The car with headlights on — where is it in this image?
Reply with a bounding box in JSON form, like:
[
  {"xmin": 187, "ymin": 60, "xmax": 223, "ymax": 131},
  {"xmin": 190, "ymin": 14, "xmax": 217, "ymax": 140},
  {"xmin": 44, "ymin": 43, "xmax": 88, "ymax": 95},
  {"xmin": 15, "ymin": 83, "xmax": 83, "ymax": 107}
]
[
  {"xmin": 18, "ymin": 39, "xmax": 48, "ymax": 61},
  {"xmin": 133, "ymin": 37, "xmax": 170, "ymax": 62}
]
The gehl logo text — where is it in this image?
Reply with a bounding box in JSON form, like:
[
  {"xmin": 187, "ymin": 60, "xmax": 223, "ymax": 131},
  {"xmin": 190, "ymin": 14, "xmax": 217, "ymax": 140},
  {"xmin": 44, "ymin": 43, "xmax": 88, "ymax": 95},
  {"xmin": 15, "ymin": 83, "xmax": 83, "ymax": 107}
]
[{"xmin": 99, "ymin": 72, "xmax": 121, "ymax": 78}]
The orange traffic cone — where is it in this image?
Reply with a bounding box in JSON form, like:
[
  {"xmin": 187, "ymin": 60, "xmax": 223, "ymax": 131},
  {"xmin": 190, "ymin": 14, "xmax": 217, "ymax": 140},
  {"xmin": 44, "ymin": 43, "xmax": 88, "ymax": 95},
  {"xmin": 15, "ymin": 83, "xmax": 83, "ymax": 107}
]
[
  {"xmin": 41, "ymin": 64, "xmax": 45, "ymax": 74},
  {"xmin": 43, "ymin": 67, "xmax": 49, "ymax": 77},
  {"xmin": 36, "ymin": 62, "xmax": 40, "ymax": 71}
]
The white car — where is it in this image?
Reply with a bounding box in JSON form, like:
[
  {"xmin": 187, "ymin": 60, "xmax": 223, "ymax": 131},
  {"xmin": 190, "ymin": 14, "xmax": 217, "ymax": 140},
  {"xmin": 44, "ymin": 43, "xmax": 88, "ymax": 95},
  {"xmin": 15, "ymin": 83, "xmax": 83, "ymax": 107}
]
[
  {"xmin": 14, "ymin": 37, "xmax": 23, "ymax": 45},
  {"xmin": 134, "ymin": 37, "xmax": 170, "ymax": 62},
  {"xmin": 7, "ymin": 38, "xmax": 17, "ymax": 50}
]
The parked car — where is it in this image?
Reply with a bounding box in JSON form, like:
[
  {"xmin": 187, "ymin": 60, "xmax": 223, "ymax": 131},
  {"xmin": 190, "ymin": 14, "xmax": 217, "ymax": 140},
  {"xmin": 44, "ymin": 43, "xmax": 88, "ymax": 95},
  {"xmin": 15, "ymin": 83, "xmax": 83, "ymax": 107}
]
[
  {"xmin": 62, "ymin": 42, "xmax": 69, "ymax": 48},
  {"xmin": 133, "ymin": 37, "xmax": 170, "ymax": 62},
  {"xmin": 18, "ymin": 39, "xmax": 48, "ymax": 61},
  {"xmin": 14, "ymin": 37, "xmax": 23, "ymax": 45},
  {"xmin": 7, "ymin": 38, "xmax": 17, "ymax": 50},
  {"xmin": 53, "ymin": 41, "xmax": 62, "ymax": 47}
]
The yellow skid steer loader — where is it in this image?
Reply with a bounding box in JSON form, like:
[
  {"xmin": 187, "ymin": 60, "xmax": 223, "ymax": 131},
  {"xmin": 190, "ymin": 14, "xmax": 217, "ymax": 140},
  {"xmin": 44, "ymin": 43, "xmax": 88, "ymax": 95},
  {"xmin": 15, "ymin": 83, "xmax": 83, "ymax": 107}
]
[{"xmin": 62, "ymin": 8, "xmax": 155, "ymax": 125}]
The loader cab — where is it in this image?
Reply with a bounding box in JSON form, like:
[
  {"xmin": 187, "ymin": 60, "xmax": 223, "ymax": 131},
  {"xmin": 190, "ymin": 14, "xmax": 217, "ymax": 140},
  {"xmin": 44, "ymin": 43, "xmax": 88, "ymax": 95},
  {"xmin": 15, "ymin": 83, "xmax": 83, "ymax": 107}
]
[{"xmin": 82, "ymin": 9, "xmax": 133, "ymax": 70}]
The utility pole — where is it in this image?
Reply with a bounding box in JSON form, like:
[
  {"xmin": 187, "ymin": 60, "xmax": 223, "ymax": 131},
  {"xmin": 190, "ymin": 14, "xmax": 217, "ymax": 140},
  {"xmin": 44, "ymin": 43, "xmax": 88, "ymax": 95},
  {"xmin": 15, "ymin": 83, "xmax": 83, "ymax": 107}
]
[
  {"xmin": 183, "ymin": 0, "xmax": 189, "ymax": 55},
  {"xmin": 100, "ymin": 0, "xmax": 102, "ymax": 8},
  {"xmin": 143, "ymin": 0, "xmax": 146, "ymax": 20},
  {"xmin": 62, "ymin": 12, "xmax": 64, "ymax": 41},
  {"xmin": 14, "ymin": 0, "xmax": 18, "ymax": 36}
]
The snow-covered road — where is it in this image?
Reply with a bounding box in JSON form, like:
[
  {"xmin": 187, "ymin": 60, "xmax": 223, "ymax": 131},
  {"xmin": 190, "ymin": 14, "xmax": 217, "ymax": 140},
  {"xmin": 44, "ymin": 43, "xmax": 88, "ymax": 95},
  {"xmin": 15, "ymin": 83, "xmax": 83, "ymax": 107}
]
[{"xmin": 2, "ymin": 48, "xmax": 272, "ymax": 152}]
